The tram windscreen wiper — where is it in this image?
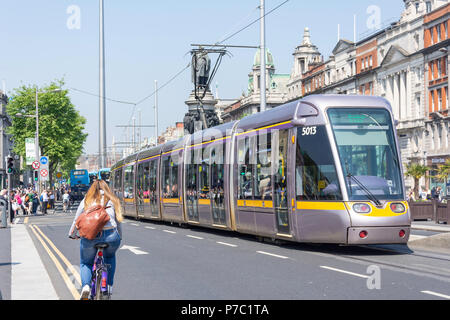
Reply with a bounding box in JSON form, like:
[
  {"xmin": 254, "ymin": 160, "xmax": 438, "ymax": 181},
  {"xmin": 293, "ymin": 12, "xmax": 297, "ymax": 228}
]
[{"xmin": 346, "ymin": 172, "xmax": 382, "ymax": 207}]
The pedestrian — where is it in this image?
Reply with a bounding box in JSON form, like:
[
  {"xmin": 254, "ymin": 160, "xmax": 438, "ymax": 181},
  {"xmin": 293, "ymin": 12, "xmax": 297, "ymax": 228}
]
[
  {"xmin": 68, "ymin": 180, "xmax": 123, "ymax": 300},
  {"xmin": 41, "ymin": 190, "xmax": 49, "ymax": 214},
  {"xmin": 49, "ymin": 191, "xmax": 55, "ymax": 209},
  {"xmin": 63, "ymin": 191, "xmax": 70, "ymax": 213}
]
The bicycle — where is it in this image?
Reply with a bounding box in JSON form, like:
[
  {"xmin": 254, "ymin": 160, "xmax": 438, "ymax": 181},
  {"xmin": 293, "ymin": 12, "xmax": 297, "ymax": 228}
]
[{"xmin": 82, "ymin": 243, "xmax": 110, "ymax": 300}]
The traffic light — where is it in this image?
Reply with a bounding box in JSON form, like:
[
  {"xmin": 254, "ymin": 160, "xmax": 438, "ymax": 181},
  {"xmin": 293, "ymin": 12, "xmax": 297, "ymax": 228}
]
[
  {"xmin": 6, "ymin": 156, "xmax": 14, "ymax": 174},
  {"xmin": 34, "ymin": 170, "xmax": 39, "ymax": 182}
]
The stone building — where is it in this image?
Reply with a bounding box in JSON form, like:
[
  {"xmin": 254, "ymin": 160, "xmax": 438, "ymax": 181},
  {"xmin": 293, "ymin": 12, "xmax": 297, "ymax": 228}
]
[{"xmin": 0, "ymin": 90, "xmax": 13, "ymax": 189}]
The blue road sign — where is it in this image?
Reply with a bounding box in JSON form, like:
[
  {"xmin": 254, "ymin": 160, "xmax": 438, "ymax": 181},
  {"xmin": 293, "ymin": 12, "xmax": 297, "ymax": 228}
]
[{"xmin": 40, "ymin": 156, "xmax": 48, "ymax": 165}]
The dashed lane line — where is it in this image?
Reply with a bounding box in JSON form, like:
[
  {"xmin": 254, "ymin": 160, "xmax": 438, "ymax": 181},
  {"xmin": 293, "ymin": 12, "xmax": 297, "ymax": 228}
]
[
  {"xmin": 320, "ymin": 266, "xmax": 369, "ymax": 279},
  {"xmin": 216, "ymin": 241, "xmax": 238, "ymax": 247},
  {"xmin": 421, "ymin": 290, "xmax": 450, "ymax": 300},
  {"xmin": 186, "ymin": 235, "xmax": 204, "ymax": 240},
  {"xmin": 163, "ymin": 230, "xmax": 176, "ymax": 234},
  {"xmin": 257, "ymin": 251, "xmax": 289, "ymax": 259}
]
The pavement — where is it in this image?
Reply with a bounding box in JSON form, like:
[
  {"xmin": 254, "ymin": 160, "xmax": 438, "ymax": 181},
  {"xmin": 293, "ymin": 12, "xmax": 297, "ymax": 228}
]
[{"xmin": 409, "ymin": 221, "xmax": 450, "ymax": 254}]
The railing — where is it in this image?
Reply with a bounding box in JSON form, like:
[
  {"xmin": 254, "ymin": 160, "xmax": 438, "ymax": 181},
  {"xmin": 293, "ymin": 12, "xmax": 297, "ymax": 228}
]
[{"xmin": 409, "ymin": 200, "xmax": 449, "ymax": 224}]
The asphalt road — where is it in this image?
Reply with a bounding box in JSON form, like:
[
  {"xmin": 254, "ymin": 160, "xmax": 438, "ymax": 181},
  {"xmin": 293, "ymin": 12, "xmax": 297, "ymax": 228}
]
[{"xmin": 2, "ymin": 202, "xmax": 450, "ymax": 301}]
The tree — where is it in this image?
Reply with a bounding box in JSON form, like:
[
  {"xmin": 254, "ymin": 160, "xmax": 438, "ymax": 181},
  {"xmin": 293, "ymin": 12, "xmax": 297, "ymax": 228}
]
[
  {"xmin": 435, "ymin": 159, "xmax": 450, "ymax": 185},
  {"xmin": 6, "ymin": 80, "xmax": 87, "ymax": 187},
  {"xmin": 405, "ymin": 162, "xmax": 429, "ymax": 200}
]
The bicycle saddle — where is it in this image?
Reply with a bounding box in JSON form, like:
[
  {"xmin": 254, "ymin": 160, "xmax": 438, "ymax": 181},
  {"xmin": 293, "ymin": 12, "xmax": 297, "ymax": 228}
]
[{"xmin": 95, "ymin": 243, "xmax": 109, "ymax": 249}]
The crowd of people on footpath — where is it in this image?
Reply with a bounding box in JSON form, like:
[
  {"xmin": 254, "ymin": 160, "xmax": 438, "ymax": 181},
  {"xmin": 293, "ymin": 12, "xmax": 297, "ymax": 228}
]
[
  {"xmin": 407, "ymin": 186, "xmax": 444, "ymax": 202},
  {"xmin": 0, "ymin": 184, "xmax": 73, "ymax": 223}
]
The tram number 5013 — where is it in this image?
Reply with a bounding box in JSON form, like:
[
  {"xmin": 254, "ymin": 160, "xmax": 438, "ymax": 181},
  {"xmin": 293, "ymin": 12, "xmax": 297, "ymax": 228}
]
[{"xmin": 301, "ymin": 126, "xmax": 317, "ymax": 136}]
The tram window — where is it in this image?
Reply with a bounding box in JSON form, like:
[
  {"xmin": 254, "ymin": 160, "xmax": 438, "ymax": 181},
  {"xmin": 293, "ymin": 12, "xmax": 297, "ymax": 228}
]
[
  {"xmin": 211, "ymin": 143, "xmax": 225, "ymax": 192},
  {"xmin": 162, "ymin": 155, "xmax": 179, "ymax": 199},
  {"xmin": 124, "ymin": 165, "xmax": 134, "ymax": 199},
  {"xmin": 255, "ymin": 132, "xmax": 272, "ymax": 200},
  {"xmin": 137, "ymin": 163, "xmax": 143, "ymax": 199},
  {"xmin": 149, "ymin": 160, "xmax": 157, "ymax": 198},
  {"xmin": 238, "ymin": 137, "xmax": 253, "ymax": 200},
  {"xmin": 143, "ymin": 162, "xmax": 150, "ymax": 199},
  {"xmin": 199, "ymin": 145, "xmax": 210, "ymax": 199},
  {"xmin": 273, "ymin": 130, "xmax": 288, "ymax": 207},
  {"xmin": 296, "ymin": 126, "xmax": 342, "ymax": 201},
  {"xmin": 186, "ymin": 148, "xmax": 197, "ymax": 198}
]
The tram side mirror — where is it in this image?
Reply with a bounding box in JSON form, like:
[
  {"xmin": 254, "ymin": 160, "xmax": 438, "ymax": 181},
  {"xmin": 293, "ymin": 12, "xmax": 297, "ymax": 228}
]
[
  {"xmin": 291, "ymin": 118, "xmax": 307, "ymax": 127},
  {"xmin": 394, "ymin": 120, "xmax": 399, "ymax": 126}
]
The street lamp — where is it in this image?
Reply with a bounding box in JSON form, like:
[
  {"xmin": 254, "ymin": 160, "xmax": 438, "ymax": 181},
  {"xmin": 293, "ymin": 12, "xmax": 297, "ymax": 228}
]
[{"xmin": 15, "ymin": 88, "xmax": 62, "ymax": 193}]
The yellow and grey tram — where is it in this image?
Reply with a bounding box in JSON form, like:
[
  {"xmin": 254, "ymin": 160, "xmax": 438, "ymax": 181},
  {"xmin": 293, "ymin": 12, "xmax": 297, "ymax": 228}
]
[{"xmin": 111, "ymin": 95, "xmax": 410, "ymax": 245}]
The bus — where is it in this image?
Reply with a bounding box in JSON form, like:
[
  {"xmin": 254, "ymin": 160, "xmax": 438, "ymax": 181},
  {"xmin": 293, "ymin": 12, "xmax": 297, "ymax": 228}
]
[{"xmin": 70, "ymin": 169, "xmax": 89, "ymax": 200}]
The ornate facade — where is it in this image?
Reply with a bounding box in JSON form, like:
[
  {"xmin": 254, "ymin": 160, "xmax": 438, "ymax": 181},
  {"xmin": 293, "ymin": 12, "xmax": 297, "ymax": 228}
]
[{"xmin": 221, "ymin": 0, "xmax": 449, "ymax": 193}]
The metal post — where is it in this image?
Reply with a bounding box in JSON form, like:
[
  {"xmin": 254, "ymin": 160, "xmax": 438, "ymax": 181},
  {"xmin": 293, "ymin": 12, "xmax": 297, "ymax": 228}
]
[
  {"xmin": 99, "ymin": 0, "xmax": 107, "ymax": 168},
  {"xmin": 35, "ymin": 88, "xmax": 40, "ymax": 194},
  {"xmin": 154, "ymin": 80, "xmax": 158, "ymax": 145},
  {"xmin": 0, "ymin": 199, "xmax": 7, "ymax": 228},
  {"xmin": 259, "ymin": 0, "xmax": 266, "ymax": 113}
]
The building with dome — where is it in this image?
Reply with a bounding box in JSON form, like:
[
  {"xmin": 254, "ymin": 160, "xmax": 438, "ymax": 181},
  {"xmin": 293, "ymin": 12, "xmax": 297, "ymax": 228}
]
[{"xmin": 221, "ymin": 48, "xmax": 289, "ymax": 122}]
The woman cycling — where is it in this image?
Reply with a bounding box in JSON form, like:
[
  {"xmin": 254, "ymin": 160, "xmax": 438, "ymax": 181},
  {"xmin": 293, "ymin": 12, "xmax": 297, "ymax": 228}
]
[{"xmin": 68, "ymin": 180, "xmax": 123, "ymax": 300}]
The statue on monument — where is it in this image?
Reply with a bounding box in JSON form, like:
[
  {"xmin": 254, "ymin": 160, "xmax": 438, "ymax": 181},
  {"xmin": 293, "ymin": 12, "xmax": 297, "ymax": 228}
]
[{"xmin": 192, "ymin": 50, "xmax": 211, "ymax": 89}]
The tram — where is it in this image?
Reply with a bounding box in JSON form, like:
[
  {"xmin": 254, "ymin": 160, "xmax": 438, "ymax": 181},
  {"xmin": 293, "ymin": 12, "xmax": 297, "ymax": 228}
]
[
  {"xmin": 98, "ymin": 168, "xmax": 111, "ymax": 184},
  {"xmin": 89, "ymin": 171, "xmax": 98, "ymax": 185},
  {"xmin": 110, "ymin": 95, "xmax": 410, "ymax": 245}
]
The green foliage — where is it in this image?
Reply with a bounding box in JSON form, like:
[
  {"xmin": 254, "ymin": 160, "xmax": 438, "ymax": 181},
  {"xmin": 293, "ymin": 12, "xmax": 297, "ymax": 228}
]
[
  {"xmin": 435, "ymin": 159, "xmax": 450, "ymax": 183},
  {"xmin": 6, "ymin": 79, "xmax": 87, "ymax": 184},
  {"xmin": 405, "ymin": 162, "xmax": 429, "ymax": 200}
]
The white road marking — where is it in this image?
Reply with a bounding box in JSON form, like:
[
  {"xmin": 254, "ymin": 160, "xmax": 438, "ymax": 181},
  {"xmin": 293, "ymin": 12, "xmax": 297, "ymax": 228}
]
[
  {"xmin": 320, "ymin": 266, "xmax": 369, "ymax": 279},
  {"xmin": 163, "ymin": 230, "xmax": 176, "ymax": 234},
  {"xmin": 257, "ymin": 251, "xmax": 289, "ymax": 259},
  {"xmin": 145, "ymin": 226, "xmax": 155, "ymax": 230},
  {"xmin": 130, "ymin": 223, "xmax": 140, "ymax": 226},
  {"xmin": 119, "ymin": 245, "xmax": 149, "ymax": 255},
  {"xmin": 216, "ymin": 241, "xmax": 237, "ymax": 247},
  {"xmin": 13, "ymin": 218, "xmax": 20, "ymax": 224},
  {"xmin": 187, "ymin": 235, "xmax": 204, "ymax": 240},
  {"xmin": 421, "ymin": 290, "xmax": 450, "ymax": 300}
]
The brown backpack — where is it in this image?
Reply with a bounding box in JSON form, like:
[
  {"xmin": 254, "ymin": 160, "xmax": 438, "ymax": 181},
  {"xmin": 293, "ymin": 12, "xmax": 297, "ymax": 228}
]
[{"xmin": 75, "ymin": 205, "xmax": 111, "ymax": 240}]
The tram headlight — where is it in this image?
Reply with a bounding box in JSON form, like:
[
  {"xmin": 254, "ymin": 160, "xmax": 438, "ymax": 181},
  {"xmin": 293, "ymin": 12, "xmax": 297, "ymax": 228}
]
[
  {"xmin": 390, "ymin": 203, "xmax": 406, "ymax": 213},
  {"xmin": 352, "ymin": 203, "xmax": 371, "ymax": 214}
]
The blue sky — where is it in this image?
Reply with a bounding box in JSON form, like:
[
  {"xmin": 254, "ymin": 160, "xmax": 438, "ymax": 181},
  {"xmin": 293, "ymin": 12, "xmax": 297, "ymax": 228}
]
[{"xmin": 0, "ymin": 0, "xmax": 405, "ymax": 155}]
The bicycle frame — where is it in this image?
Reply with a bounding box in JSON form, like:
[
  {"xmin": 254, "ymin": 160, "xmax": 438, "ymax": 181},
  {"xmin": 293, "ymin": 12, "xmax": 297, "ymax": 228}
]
[{"xmin": 89, "ymin": 248, "xmax": 109, "ymax": 300}]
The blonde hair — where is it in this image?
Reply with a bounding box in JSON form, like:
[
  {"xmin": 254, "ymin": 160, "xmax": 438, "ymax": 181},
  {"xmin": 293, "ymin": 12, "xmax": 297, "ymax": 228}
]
[{"xmin": 84, "ymin": 180, "xmax": 124, "ymax": 223}]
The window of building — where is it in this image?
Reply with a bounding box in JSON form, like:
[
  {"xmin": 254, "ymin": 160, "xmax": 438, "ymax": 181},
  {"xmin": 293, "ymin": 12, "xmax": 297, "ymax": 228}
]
[
  {"xmin": 438, "ymin": 24, "xmax": 442, "ymax": 42},
  {"xmin": 438, "ymin": 59, "xmax": 442, "ymax": 77},
  {"xmin": 445, "ymin": 22, "xmax": 448, "ymax": 40},
  {"xmin": 438, "ymin": 89, "xmax": 443, "ymax": 110},
  {"xmin": 369, "ymin": 56, "xmax": 373, "ymax": 68},
  {"xmin": 426, "ymin": 1, "xmax": 432, "ymax": 14},
  {"xmin": 430, "ymin": 62, "xmax": 434, "ymax": 80},
  {"xmin": 430, "ymin": 27, "xmax": 434, "ymax": 44},
  {"xmin": 416, "ymin": 95, "xmax": 421, "ymax": 117}
]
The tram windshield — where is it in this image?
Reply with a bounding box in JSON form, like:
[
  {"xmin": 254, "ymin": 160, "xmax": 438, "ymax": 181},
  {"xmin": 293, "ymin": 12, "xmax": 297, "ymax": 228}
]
[{"xmin": 328, "ymin": 108, "xmax": 404, "ymax": 201}]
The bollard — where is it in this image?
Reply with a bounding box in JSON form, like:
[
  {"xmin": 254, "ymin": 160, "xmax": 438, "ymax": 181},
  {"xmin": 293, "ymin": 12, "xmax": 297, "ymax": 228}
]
[{"xmin": 0, "ymin": 199, "xmax": 7, "ymax": 228}]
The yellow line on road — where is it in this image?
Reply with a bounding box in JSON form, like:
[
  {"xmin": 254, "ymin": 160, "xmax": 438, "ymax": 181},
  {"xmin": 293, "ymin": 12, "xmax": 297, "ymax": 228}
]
[
  {"xmin": 29, "ymin": 225, "xmax": 80, "ymax": 300},
  {"xmin": 33, "ymin": 225, "xmax": 81, "ymax": 287}
]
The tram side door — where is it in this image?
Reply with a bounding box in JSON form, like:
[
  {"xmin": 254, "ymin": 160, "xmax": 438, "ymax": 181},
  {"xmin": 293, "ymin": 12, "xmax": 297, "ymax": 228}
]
[
  {"xmin": 149, "ymin": 160, "xmax": 159, "ymax": 218},
  {"xmin": 273, "ymin": 129, "xmax": 291, "ymax": 235},
  {"xmin": 186, "ymin": 148, "xmax": 199, "ymax": 222},
  {"xmin": 210, "ymin": 145, "xmax": 226, "ymax": 226},
  {"xmin": 136, "ymin": 162, "xmax": 145, "ymax": 218}
]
